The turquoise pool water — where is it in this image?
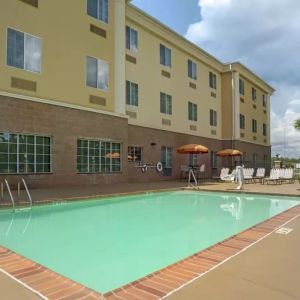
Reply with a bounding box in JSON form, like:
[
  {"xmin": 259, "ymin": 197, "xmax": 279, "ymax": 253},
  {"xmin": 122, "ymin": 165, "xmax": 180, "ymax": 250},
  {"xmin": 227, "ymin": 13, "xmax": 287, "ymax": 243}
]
[{"xmin": 0, "ymin": 191, "xmax": 299, "ymax": 293}]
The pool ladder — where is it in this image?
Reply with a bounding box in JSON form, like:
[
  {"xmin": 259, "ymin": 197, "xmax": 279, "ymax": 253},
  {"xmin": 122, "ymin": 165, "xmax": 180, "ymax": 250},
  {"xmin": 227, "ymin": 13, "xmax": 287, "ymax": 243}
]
[{"xmin": 0, "ymin": 178, "xmax": 32, "ymax": 212}]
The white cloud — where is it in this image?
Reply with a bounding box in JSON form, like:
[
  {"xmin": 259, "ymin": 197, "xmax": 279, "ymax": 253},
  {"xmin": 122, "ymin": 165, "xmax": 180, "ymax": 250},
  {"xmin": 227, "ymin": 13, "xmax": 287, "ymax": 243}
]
[{"xmin": 185, "ymin": 0, "xmax": 300, "ymax": 157}]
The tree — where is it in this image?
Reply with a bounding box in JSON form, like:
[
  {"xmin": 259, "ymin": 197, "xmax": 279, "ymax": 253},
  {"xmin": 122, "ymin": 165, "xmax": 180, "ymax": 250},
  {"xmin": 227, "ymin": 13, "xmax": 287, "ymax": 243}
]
[{"xmin": 294, "ymin": 119, "xmax": 300, "ymax": 131}]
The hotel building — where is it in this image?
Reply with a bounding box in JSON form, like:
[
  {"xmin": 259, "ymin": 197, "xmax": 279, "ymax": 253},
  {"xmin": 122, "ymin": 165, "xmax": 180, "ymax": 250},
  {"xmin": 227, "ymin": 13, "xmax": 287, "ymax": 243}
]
[{"xmin": 0, "ymin": 0, "xmax": 274, "ymax": 188}]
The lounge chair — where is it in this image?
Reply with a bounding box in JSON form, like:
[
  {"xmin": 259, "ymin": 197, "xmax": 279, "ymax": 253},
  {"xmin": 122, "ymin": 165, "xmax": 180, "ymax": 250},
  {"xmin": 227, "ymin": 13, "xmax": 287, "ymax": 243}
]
[
  {"xmin": 262, "ymin": 168, "xmax": 281, "ymax": 184},
  {"xmin": 279, "ymin": 168, "xmax": 294, "ymax": 184},
  {"xmin": 244, "ymin": 168, "xmax": 255, "ymax": 183},
  {"xmin": 180, "ymin": 165, "xmax": 189, "ymax": 181},
  {"xmin": 254, "ymin": 168, "xmax": 265, "ymax": 183},
  {"xmin": 220, "ymin": 169, "xmax": 236, "ymax": 182}
]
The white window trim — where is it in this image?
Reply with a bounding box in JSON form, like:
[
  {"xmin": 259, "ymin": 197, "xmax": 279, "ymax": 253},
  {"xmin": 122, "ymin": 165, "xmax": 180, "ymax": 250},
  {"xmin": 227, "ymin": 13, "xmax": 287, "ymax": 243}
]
[{"xmin": 6, "ymin": 27, "xmax": 42, "ymax": 74}]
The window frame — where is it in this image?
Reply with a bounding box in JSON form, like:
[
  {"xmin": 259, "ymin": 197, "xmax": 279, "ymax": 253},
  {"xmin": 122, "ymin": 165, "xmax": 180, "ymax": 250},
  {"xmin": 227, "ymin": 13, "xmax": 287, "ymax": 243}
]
[
  {"xmin": 161, "ymin": 146, "xmax": 173, "ymax": 176},
  {"xmin": 211, "ymin": 151, "xmax": 217, "ymax": 169},
  {"xmin": 160, "ymin": 92, "xmax": 172, "ymax": 115},
  {"xmin": 6, "ymin": 27, "xmax": 42, "ymax": 74},
  {"xmin": 262, "ymin": 94, "xmax": 267, "ymax": 107},
  {"xmin": 0, "ymin": 132, "xmax": 52, "ymax": 175},
  {"xmin": 209, "ymin": 71, "xmax": 217, "ymax": 89},
  {"xmin": 126, "ymin": 80, "xmax": 139, "ymax": 106},
  {"xmin": 87, "ymin": 0, "xmax": 109, "ymax": 24},
  {"xmin": 128, "ymin": 146, "xmax": 143, "ymax": 162},
  {"xmin": 209, "ymin": 109, "xmax": 217, "ymax": 126},
  {"xmin": 86, "ymin": 55, "xmax": 109, "ymax": 91},
  {"xmin": 263, "ymin": 123, "xmax": 267, "ymax": 136},
  {"xmin": 77, "ymin": 138, "xmax": 122, "ymax": 174},
  {"xmin": 188, "ymin": 102, "xmax": 197, "ymax": 122},
  {"xmin": 240, "ymin": 114, "xmax": 245, "ymax": 130},
  {"xmin": 252, "ymin": 119, "xmax": 257, "ymax": 133},
  {"xmin": 239, "ymin": 79, "xmax": 245, "ymax": 95},
  {"xmin": 188, "ymin": 59, "xmax": 197, "ymax": 80},
  {"xmin": 252, "ymin": 87, "xmax": 257, "ymax": 102},
  {"xmin": 160, "ymin": 44, "xmax": 172, "ymax": 68},
  {"xmin": 126, "ymin": 26, "xmax": 138, "ymax": 52}
]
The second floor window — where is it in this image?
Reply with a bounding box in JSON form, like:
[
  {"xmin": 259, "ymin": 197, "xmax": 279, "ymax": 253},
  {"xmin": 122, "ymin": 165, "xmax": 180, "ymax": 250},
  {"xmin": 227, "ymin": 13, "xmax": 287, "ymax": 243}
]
[
  {"xmin": 209, "ymin": 109, "xmax": 217, "ymax": 126},
  {"xmin": 86, "ymin": 56, "xmax": 109, "ymax": 90},
  {"xmin": 252, "ymin": 119, "xmax": 257, "ymax": 133},
  {"xmin": 240, "ymin": 114, "xmax": 245, "ymax": 129},
  {"xmin": 126, "ymin": 26, "xmax": 138, "ymax": 51},
  {"xmin": 209, "ymin": 72, "xmax": 217, "ymax": 89},
  {"xmin": 160, "ymin": 44, "xmax": 171, "ymax": 67},
  {"xmin": 126, "ymin": 81, "xmax": 138, "ymax": 106},
  {"xmin": 239, "ymin": 79, "xmax": 245, "ymax": 95},
  {"xmin": 7, "ymin": 28, "xmax": 41, "ymax": 73},
  {"xmin": 252, "ymin": 87, "xmax": 257, "ymax": 101},
  {"xmin": 263, "ymin": 123, "xmax": 267, "ymax": 136},
  {"xmin": 160, "ymin": 92, "xmax": 172, "ymax": 115},
  {"xmin": 188, "ymin": 59, "xmax": 197, "ymax": 80},
  {"xmin": 188, "ymin": 102, "xmax": 197, "ymax": 121},
  {"xmin": 87, "ymin": 0, "xmax": 108, "ymax": 24}
]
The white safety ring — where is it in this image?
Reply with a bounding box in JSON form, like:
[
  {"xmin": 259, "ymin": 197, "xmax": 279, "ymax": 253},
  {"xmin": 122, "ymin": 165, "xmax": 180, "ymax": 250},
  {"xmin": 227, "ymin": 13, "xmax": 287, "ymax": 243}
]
[
  {"xmin": 141, "ymin": 165, "xmax": 148, "ymax": 173},
  {"xmin": 156, "ymin": 162, "xmax": 163, "ymax": 172}
]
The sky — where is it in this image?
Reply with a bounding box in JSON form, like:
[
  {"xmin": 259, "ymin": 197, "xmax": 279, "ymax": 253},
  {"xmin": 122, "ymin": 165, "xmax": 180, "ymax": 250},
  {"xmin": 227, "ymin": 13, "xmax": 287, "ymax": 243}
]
[{"xmin": 131, "ymin": 0, "xmax": 300, "ymax": 158}]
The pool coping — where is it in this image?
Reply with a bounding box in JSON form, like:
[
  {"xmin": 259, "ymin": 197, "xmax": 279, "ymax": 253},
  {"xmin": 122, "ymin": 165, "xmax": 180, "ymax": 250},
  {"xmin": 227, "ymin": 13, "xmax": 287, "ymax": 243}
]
[{"xmin": 0, "ymin": 198, "xmax": 299, "ymax": 300}]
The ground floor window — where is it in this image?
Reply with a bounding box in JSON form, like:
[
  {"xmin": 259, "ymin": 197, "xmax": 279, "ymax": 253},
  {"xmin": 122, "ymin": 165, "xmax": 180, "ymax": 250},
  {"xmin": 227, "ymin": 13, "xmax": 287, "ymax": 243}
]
[
  {"xmin": 161, "ymin": 146, "xmax": 172, "ymax": 176},
  {"xmin": 211, "ymin": 151, "xmax": 217, "ymax": 169},
  {"xmin": 128, "ymin": 146, "xmax": 142, "ymax": 162},
  {"xmin": 189, "ymin": 153, "xmax": 198, "ymax": 167},
  {"xmin": 0, "ymin": 132, "xmax": 51, "ymax": 174},
  {"xmin": 77, "ymin": 139, "xmax": 121, "ymax": 173}
]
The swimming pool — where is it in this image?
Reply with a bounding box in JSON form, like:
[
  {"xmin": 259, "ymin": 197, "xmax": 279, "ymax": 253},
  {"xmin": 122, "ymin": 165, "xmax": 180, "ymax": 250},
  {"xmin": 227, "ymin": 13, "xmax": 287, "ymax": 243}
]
[{"xmin": 0, "ymin": 191, "xmax": 299, "ymax": 293}]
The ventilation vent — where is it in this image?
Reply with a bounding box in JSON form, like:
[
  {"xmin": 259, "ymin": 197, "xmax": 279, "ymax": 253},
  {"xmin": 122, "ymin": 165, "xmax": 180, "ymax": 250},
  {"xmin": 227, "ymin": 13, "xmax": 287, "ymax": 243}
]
[
  {"xmin": 189, "ymin": 82, "xmax": 196, "ymax": 89},
  {"xmin": 211, "ymin": 130, "xmax": 217, "ymax": 135},
  {"xmin": 240, "ymin": 132, "xmax": 245, "ymax": 138},
  {"xmin": 211, "ymin": 92, "xmax": 217, "ymax": 98},
  {"xmin": 253, "ymin": 136, "xmax": 257, "ymax": 141},
  {"xmin": 253, "ymin": 104, "xmax": 257, "ymax": 109},
  {"xmin": 126, "ymin": 111, "xmax": 137, "ymax": 119},
  {"xmin": 240, "ymin": 97, "xmax": 244, "ymax": 103},
  {"xmin": 162, "ymin": 118, "xmax": 171, "ymax": 126},
  {"xmin": 190, "ymin": 125, "xmax": 197, "ymax": 131},
  {"xmin": 19, "ymin": 0, "xmax": 38, "ymax": 8},
  {"xmin": 11, "ymin": 77, "xmax": 37, "ymax": 92},
  {"xmin": 90, "ymin": 24, "xmax": 106, "ymax": 38},
  {"xmin": 126, "ymin": 54, "xmax": 137, "ymax": 64},
  {"xmin": 89, "ymin": 95, "xmax": 106, "ymax": 106},
  {"xmin": 161, "ymin": 70, "xmax": 171, "ymax": 78},
  {"xmin": 264, "ymin": 138, "xmax": 267, "ymax": 143},
  {"xmin": 263, "ymin": 109, "xmax": 267, "ymax": 114}
]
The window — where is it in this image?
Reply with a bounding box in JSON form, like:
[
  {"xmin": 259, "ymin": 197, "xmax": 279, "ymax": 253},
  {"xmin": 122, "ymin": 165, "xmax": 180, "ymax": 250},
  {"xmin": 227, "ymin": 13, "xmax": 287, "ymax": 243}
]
[
  {"xmin": 211, "ymin": 151, "xmax": 217, "ymax": 169},
  {"xmin": 188, "ymin": 59, "xmax": 197, "ymax": 80},
  {"xmin": 0, "ymin": 132, "xmax": 51, "ymax": 174},
  {"xmin": 189, "ymin": 153, "xmax": 198, "ymax": 167},
  {"xmin": 87, "ymin": 0, "xmax": 108, "ymax": 24},
  {"xmin": 239, "ymin": 79, "xmax": 245, "ymax": 95},
  {"xmin": 126, "ymin": 81, "xmax": 138, "ymax": 106},
  {"xmin": 188, "ymin": 102, "xmax": 197, "ymax": 121},
  {"xmin": 252, "ymin": 119, "xmax": 257, "ymax": 133},
  {"xmin": 263, "ymin": 154, "xmax": 268, "ymax": 168},
  {"xmin": 252, "ymin": 87, "xmax": 257, "ymax": 101},
  {"xmin": 7, "ymin": 28, "xmax": 41, "ymax": 73},
  {"xmin": 240, "ymin": 114, "xmax": 245, "ymax": 129},
  {"xmin": 160, "ymin": 92, "xmax": 172, "ymax": 115},
  {"xmin": 160, "ymin": 44, "xmax": 171, "ymax": 67},
  {"xmin": 126, "ymin": 26, "xmax": 138, "ymax": 51},
  {"xmin": 161, "ymin": 146, "xmax": 172, "ymax": 176},
  {"xmin": 263, "ymin": 123, "xmax": 267, "ymax": 136},
  {"xmin": 77, "ymin": 139, "xmax": 121, "ymax": 173},
  {"xmin": 210, "ymin": 109, "xmax": 217, "ymax": 126},
  {"xmin": 86, "ymin": 56, "xmax": 109, "ymax": 90},
  {"xmin": 262, "ymin": 94, "xmax": 267, "ymax": 107},
  {"xmin": 128, "ymin": 146, "xmax": 142, "ymax": 162},
  {"xmin": 209, "ymin": 72, "xmax": 217, "ymax": 89},
  {"xmin": 253, "ymin": 153, "xmax": 258, "ymax": 168}
]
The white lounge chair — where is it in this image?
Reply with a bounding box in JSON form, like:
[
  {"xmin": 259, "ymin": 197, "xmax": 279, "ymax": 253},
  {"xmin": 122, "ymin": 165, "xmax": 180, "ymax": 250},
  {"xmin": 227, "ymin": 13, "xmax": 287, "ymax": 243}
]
[
  {"xmin": 244, "ymin": 168, "xmax": 255, "ymax": 183},
  {"xmin": 262, "ymin": 168, "xmax": 281, "ymax": 184},
  {"xmin": 254, "ymin": 168, "xmax": 265, "ymax": 183},
  {"xmin": 221, "ymin": 169, "xmax": 236, "ymax": 182},
  {"xmin": 279, "ymin": 168, "xmax": 294, "ymax": 184}
]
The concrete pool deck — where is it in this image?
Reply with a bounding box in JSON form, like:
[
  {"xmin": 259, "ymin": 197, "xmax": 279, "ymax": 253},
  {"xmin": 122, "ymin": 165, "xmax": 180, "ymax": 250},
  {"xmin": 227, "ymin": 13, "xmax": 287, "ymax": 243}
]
[{"xmin": 0, "ymin": 180, "xmax": 299, "ymax": 299}]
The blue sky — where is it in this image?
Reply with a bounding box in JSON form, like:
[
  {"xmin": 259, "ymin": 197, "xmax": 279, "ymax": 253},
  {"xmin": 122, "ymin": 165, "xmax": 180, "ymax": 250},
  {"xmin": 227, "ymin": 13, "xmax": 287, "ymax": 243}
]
[{"xmin": 131, "ymin": 0, "xmax": 300, "ymax": 158}]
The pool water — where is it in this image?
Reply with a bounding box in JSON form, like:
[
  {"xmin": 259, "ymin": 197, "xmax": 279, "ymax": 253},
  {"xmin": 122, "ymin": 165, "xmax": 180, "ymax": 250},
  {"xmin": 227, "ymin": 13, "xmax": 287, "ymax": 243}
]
[{"xmin": 0, "ymin": 191, "xmax": 299, "ymax": 293}]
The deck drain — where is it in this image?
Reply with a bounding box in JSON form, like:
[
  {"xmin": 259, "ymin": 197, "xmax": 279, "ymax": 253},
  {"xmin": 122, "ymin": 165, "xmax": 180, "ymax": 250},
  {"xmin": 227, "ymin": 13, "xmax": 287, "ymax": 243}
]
[{"xmin": 275, "ymin": 227, "xmax": 293, "ymax": 235}]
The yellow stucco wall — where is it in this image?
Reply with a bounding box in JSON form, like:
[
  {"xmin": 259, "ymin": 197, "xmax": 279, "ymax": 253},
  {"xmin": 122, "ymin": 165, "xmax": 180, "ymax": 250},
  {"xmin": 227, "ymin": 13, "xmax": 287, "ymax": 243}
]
[{"xmin": 0, "ymin": 0, "xmax": 115, "ymax": 112}]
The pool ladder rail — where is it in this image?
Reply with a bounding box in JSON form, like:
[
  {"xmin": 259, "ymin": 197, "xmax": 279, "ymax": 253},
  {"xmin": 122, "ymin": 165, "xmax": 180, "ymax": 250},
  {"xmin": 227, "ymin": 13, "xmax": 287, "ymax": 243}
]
[{"xmin": 0, "ymin": 178, "xmax": 33, "ymax": 212}]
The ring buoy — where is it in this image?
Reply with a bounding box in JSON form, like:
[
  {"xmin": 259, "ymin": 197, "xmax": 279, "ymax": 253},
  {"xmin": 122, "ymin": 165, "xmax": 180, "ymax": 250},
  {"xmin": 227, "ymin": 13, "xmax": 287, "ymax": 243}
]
[
  {"xmin": 156, "ymin": 162, "xmax": 163, "ymax": 172},
  {"xmin": 141, "ymin": 164, "xmax": 148, "ymax": 173}
]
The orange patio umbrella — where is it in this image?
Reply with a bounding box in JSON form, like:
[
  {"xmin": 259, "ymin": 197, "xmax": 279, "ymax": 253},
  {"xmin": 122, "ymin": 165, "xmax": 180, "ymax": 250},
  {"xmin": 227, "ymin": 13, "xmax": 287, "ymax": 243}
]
[
  {"xmin": 216, "ymin": 149, "xmax": 242, "ymax": 157},
  {"xmin": 177, "ymin": 144, "xmax": 209, "ymax": 154}
]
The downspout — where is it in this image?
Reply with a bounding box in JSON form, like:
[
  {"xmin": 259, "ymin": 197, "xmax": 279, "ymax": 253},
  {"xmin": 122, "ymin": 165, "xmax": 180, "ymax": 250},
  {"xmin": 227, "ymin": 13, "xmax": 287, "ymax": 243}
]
[{"xmin": 230, "ymin": 64, "xmax": 235, "ymax": 168}]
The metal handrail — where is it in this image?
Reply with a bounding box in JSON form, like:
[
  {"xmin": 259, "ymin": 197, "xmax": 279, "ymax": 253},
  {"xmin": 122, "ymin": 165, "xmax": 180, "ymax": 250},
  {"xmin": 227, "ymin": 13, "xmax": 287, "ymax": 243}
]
[
  {"xmin": 18, "ymin": 178, "xmax": 33, "ymax": 207},
  {"xmin": 4, "ymin": 179, "xmax": 15, "ymax": 212}
]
